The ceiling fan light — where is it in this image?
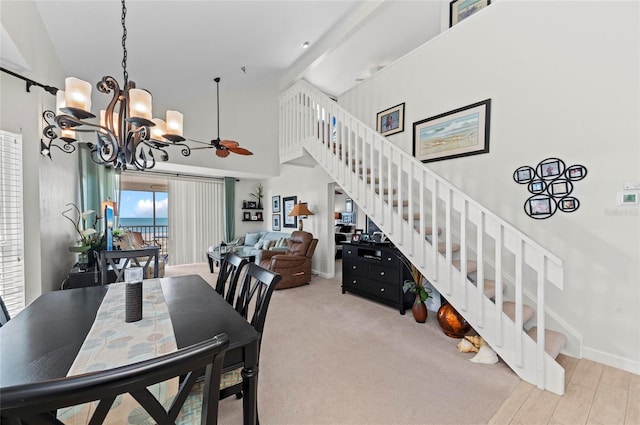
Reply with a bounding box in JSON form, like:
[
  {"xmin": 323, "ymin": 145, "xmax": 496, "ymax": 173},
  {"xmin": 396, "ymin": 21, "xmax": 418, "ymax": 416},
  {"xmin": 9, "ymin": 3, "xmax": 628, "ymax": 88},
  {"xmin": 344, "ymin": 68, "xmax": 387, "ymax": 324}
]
[{"xmin": 128, "ymin": 88, "xmax": 153, "ymax": 123}]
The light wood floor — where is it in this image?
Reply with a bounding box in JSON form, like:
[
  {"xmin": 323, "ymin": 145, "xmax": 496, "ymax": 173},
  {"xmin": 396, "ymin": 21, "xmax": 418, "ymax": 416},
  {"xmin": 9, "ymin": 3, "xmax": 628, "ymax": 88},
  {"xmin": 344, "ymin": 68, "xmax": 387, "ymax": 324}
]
[{"xmin": 489, "ymin": 354, "xmax": 640, "ymax": 425}]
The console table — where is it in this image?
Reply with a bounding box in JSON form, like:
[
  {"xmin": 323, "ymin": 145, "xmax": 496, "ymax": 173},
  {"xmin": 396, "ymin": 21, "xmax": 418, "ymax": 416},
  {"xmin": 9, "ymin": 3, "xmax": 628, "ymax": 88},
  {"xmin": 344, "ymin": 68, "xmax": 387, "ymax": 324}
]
[{"xmin": 341, "ymin": 243, "xmax": 413, "ymax": 314}]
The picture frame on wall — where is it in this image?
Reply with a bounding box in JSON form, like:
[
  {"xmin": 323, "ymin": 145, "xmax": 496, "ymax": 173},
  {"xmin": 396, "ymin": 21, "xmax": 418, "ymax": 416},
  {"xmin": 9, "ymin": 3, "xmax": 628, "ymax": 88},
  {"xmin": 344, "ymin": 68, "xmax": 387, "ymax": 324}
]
[
  {"xmin": 345, "ymin": 198, "xmax": 354, "ymax": 212},
  {"xmin": 272, "ymin": 214, "xmax": 281, "ymax": 231},
  {"xmin": 413, "ymin": 99, "xmax": 491, "ymax": 163},
  {"xmin": 376, "ymin": 103, "xmax": 405, "ymax": 137},
  {"xmin": 272, "ymin": 195, "xmax": 281, "ymax": 213},
  {"xmin": 449, "ymin": 0, "xmax": 491, "ymax": 28},
  {"xmin": 283, "ymin": 195, "xmax": 297, "ymax": 228}
]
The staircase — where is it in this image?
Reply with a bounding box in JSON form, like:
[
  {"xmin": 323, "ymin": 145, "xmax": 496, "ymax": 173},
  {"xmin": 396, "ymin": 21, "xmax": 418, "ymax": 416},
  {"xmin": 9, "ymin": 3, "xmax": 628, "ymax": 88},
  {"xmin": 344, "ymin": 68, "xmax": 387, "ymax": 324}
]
[{"xmin": 279, "ymin": 80, "xmax": 581, "ymax": 395}]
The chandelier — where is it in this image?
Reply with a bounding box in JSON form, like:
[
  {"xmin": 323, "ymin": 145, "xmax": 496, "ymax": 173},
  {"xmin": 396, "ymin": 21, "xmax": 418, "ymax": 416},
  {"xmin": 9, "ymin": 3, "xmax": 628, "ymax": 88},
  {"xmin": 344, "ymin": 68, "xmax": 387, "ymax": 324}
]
[{"xmin": 41, "ymin": 0, "xmax": 249, "ymax": 171}]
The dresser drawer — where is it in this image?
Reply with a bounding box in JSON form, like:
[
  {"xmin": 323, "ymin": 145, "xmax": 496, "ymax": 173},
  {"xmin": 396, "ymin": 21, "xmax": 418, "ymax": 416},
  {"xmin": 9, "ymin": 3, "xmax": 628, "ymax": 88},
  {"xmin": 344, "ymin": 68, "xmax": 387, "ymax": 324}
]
[
  {"xmin": 368, "ymin": 280, "xmax": 398, "ymax": 303},
  {"xmin": 379, "ymin": 252, "xmax": 399, "ymax": 268},
  {"xmin": 342, "ymin": 246, "xmax": 358, "ymax": 259},
  {"xmin": 370, "ymin": 264, "xmax": 397, "ymax": 285},
  {"xmin": 342, "ymin": 275, "xmax": 368, "ymax": 292},
  {"xmin": 343, "ymin": 260, "xmax": 367, "ymax": 277}
]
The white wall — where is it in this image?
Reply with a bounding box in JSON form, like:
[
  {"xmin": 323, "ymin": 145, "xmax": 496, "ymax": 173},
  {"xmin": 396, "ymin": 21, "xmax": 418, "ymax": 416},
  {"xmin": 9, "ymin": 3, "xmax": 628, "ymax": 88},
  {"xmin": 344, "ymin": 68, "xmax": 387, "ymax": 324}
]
[
  {"xmin": 153, "ymin": 80, "xmax": 281, "ymax": 178},
  {"xmin": 0, "ymin": 1, "xmax": 79, "ymax": 301},
  {"xmin": 338, "ymin": 1, "xmax": 640, "ymax": 372}
]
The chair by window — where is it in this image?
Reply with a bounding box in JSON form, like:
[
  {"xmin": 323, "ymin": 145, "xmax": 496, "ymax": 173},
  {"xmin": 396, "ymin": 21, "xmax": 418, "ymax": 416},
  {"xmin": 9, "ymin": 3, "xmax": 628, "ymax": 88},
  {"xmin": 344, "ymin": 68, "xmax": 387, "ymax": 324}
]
[
  {"xmin": 98, "ymin": 247, "xmax": 160, "ymax": 284},
  {"xmin": 215, "ymin": 252, "xmax": 250, "ymax": 306},
  {"xmin": 0, "ymin": 334, "xmax": 230, "ymax": 425},
  {"xmin": 259, "ymin": 230, "xmax": 317, "ymax": 289},
  {"xmin": 0, "ymin": 295, "xmax": 10, "ymax": 327}
]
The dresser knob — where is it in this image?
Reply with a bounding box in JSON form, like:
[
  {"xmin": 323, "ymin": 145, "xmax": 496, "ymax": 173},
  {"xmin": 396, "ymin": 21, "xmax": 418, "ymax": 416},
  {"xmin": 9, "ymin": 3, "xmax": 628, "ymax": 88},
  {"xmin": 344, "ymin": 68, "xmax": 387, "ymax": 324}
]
[
  {"xmin": 352, "ymin": 265, "xmax": 357, "ymax": 270},
  {"xmin": 352, "ymin": 280, "xmax": 357, "ymax": 284},
  {"xmin": 380, "ymin": 288, "xmax": 385, "ymax": 292},
  {"xmin": 380, "ymin": 271, "xmax": 385, "ymax": 276},
  {"xmin": 387, "ymin": 257, "xmax": 392, "ymax": 261}
]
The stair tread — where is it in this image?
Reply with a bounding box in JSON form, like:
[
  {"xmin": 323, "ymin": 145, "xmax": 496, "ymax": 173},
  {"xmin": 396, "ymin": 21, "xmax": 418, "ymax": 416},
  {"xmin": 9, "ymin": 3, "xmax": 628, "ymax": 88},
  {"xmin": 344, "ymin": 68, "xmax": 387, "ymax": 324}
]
[
  {"xmin": 527, "ymin": 327, "xmax": 567, "ymax": 359},
  {"xmin": 503, "ymin": 302, "xmax": 535, "ymax": 324},
  {"xmin": 453, "ymin": 260, "xmax": 477, "ymax": 274},
  {"xmin": 438, "ymin": 242, "xmax": 461, "ymax": 254},
  {"xmin": 470, "ymin": 279, "xmax": 505, "ymax": 298}
]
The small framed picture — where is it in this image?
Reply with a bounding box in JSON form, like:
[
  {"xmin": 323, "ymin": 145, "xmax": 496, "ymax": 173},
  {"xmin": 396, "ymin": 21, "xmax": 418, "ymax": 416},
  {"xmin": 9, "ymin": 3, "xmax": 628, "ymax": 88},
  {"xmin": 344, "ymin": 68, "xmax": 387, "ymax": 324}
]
[
  {"xmin": 538, "ymin": 158, "xmax": 564, "ymax": 179},
  {"xmin": 350, "ymin": 233, "xmax": 361, "ymax": 243},
  {"xmin": 243, "ymin": 212, "xmax": 251, "ymax": 220},
  {"xmin": 528, "ymin": 180, "xmax": 546, "ymax": 194},
  {"xmin": 272, "ymin": 214, "xmax": 281, "ymax": 231},
  {"xmin": 246, "ymin": 201, "xmax": 257, "ymax": 209},
  {"xmin": 272, "ymin": 195, "xmax": 281, "ymax": 213},
  {"xmin": 550, "ymin": 180, "xmax": 571, "ymax": 196},
  {"xmin": 559, "ymin": 197, "xmax": 580, "ymax": 212},
  {"xmin": 376, "ymin": 103, "xmax": 405, "ymax": 137},
  {"xmin": 256, "ymin": 212, "xmax": 263, "ymax": 220},
  {"xmin": 528, "ymin": 197, "xmax": 552, "ymax": 216},
  {"xmin": 566, "ymin": 165, "xmax": 587, "ymax": 181},
  {"xmin": 513, "ymin": 166, "xmax": 534, "ymax": 184}
]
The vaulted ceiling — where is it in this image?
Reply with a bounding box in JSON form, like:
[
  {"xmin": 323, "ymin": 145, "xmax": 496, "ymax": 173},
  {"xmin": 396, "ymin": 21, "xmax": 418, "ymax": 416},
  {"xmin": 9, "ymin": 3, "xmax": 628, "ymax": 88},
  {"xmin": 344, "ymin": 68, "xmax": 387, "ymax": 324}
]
[{"xmin": 32, "ymin": 0, "xmax": 442, "ymax": 100}]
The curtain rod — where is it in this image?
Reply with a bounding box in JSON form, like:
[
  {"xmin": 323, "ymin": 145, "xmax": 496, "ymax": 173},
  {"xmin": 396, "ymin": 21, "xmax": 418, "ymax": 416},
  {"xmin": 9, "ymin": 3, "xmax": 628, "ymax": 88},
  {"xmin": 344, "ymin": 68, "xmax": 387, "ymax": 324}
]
[{"xmin": 0, "ymin": 67, "xmax": 58, "ymax": 95}]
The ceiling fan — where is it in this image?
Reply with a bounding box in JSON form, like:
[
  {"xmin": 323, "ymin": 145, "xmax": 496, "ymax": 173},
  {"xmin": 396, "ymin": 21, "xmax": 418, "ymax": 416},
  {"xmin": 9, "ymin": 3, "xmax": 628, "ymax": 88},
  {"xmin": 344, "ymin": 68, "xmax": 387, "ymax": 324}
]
[{"xmin": 188, "ymin": 77, "xmax": 253, "ymax": 158}]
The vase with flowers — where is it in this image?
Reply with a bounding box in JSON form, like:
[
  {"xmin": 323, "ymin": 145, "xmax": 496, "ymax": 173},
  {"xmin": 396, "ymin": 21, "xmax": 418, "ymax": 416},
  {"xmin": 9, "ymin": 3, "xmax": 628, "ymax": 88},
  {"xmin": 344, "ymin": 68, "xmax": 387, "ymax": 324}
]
[
  {"xmin": 250, "ymin": 183, "xmax": 263, "ymax": 209},
  {"xmin": 63, "ymin": 203, "xmax": 103, "ymax": 267},
  {"xmin": 401, "ymin": 260, "xmax": 432, "ymax": 323}
]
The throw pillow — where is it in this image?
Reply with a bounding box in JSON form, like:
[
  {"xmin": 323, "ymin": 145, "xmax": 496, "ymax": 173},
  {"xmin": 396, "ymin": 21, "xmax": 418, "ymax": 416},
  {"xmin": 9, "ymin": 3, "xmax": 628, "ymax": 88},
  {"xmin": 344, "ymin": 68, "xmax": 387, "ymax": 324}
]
[
  {"xmin": 253, "ymin": 238, "xmax": 266, "ymax": 250},
  {"xmin": 276, "ymin": 237, "xmax": 288, "ymax": 248},
  {"xmin": 245, "ymin": 232, "xmax": 261, "ymax": 246},
  {"xmin": 264, "ymin": 240, "xmax": 275, "ymax": 250}
]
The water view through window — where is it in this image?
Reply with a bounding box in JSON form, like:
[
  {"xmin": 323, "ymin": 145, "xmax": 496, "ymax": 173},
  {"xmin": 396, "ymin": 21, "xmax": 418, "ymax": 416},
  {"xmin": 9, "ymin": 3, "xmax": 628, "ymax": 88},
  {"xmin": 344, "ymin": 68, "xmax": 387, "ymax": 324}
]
[{"xmin": 119, "ymin": 190, "xmax": 168, "ymax": 259}]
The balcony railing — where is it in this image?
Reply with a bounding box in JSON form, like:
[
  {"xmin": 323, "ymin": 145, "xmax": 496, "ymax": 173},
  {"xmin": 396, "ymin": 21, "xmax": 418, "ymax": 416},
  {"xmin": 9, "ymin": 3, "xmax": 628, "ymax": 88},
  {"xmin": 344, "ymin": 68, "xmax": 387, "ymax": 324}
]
[{"xmin": 120, "ymin": 225, "xmax": 168, "ymax": 260}]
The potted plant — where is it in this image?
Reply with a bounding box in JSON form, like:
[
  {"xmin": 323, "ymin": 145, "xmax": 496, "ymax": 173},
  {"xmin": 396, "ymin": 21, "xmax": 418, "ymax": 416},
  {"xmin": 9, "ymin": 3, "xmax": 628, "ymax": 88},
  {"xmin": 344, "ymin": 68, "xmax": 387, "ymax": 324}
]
[
  {"xmin": 402, "ymin": 262, "xmax": 432, "ymax": 323},
  {"xmin": 249, "ymin": 183, "xmax": 263, "ymax": 209},
  {"xmin": 62, "ymin": 203, "xmax": 102, "ymax": 266}
]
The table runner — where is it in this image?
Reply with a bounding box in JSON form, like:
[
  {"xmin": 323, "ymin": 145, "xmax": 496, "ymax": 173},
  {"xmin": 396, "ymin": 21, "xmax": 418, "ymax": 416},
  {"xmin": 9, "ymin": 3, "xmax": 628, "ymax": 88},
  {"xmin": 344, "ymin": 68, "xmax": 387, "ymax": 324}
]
[{"xmin": 58, "ymin": 279, "xmax": 178, "ymax": 424}]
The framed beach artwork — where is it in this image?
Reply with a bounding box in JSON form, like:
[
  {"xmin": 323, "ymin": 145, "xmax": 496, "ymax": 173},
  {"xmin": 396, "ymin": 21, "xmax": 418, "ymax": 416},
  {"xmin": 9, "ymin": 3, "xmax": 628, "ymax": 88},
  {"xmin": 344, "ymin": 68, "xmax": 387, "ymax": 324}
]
[
  {"xmin": 450, "ymin": 0, "xmax": 491, "ymax": 28},
  {"xmin": 413, "ymin": 99, "xmax": 491, "ymax": 163}
]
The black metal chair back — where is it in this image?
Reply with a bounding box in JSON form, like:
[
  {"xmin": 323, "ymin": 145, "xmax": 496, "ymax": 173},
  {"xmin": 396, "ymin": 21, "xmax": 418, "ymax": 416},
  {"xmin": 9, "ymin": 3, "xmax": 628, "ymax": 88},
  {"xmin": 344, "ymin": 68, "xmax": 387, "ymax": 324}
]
[
  {"xmin": 215, "ymin": 252, "xmax": 250, "ymax": 305},
  {"xmin": 0, "ymin": 295, "xmax": 10, "ymax": 327},
  {"xmin": 0, "ymin": 333, "xmax": 230, "ymax": 425}
]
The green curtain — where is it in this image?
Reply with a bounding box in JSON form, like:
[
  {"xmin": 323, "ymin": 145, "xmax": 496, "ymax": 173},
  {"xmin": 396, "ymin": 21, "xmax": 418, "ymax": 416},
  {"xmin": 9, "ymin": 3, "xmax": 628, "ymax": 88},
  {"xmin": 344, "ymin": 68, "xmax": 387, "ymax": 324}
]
[
  {"xmin": 224, "ymin": 177, "xmax": 235, "ymax": 242},
  {"xmin": 77, "ymin": 145, "xmax": 119, "ymax": 222}
]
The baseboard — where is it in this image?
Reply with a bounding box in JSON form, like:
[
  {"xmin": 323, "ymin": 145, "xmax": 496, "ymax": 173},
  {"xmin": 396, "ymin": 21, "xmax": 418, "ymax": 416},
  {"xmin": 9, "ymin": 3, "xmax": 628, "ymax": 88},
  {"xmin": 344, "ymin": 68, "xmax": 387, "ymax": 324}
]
[
  {"xmin": 314, "ymin": 269, "xmax": 333, "ymax": 279},
  {"xmin": 582, "ymin": 346, "xmax": 640, "ymax": 375}
]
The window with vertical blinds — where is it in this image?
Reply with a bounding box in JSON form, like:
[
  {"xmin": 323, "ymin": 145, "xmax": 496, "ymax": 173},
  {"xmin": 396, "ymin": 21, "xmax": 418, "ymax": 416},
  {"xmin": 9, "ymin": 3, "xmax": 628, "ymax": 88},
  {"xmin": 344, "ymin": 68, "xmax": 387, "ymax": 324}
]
[{"xmin": 0, "ymin": 131, "xmax": 25, "ymax": 317}]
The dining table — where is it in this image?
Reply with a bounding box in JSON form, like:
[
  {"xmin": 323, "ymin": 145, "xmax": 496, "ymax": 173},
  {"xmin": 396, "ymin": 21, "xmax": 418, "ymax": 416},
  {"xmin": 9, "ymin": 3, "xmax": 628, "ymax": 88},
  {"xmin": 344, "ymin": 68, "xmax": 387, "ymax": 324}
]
[{"xmin": 0, "ymin": 274, "xmax": 260, "ymax": 425}]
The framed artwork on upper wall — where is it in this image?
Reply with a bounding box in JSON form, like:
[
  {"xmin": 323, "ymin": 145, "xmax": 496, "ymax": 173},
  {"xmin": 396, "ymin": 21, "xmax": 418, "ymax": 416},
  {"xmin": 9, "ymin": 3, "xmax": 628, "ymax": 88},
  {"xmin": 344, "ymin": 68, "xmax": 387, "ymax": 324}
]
[
  {"xmin": 272, "ymin": 195, "xmax": 281, "ymax": 213},
  {"xmin": 413, "ymin": 99, "xmax": 491, "ymax": 163},
  {"xmin": 376, "ymin": 103, "xmax": 405, "ymax": 137},
  {"xmin": 283, "ymin": 196, "xmax": 297, "ymax": 228},
  {"xmin": 272, "ymin": 214, "xmax": 281, "ymax": 231},
  {"xmin": 450, "ymin": 0, "xmax": 491, "ymax": 28}
]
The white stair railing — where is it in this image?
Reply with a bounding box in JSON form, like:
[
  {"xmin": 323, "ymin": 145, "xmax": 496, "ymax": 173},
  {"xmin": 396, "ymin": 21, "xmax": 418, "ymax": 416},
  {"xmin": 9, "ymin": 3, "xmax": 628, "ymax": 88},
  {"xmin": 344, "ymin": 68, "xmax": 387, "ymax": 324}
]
[{"xmin": 279, "ymin": 80, "xmax": 573, "ymax": 395}]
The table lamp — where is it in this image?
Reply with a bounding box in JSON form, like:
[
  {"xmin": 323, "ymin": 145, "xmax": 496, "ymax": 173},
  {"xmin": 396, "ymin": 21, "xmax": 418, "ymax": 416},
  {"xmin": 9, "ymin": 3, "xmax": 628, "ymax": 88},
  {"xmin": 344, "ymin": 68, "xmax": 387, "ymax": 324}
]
[{"xmin": 288, "ymin": 202, "xmax": 314, "ymax": 231}]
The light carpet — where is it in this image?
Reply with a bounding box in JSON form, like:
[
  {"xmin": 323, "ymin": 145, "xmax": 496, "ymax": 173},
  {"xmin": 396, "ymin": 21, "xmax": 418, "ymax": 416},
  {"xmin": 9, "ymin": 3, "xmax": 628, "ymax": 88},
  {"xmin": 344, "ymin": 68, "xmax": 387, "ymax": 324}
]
[{"xmin": 165, "ymin": 262, "xmax": 520, "ymax": 425}]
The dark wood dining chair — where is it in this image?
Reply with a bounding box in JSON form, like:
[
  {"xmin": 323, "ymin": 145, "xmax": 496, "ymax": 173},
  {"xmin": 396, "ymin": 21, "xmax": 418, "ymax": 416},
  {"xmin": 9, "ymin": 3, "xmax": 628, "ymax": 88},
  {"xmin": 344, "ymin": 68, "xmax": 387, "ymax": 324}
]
[
  {"xmin": 220, "ymin": 264, "xmax": 281, "ymax": 401},
  {"xmin": 215, "ymin": 252, "xmax": 250, "ymax": 306},
  {"xmin": 0, "ymin": 295, "xmax": 10, "ymax": 327},
  {"xmin": 0, "ymin": 334, "xmax": 230, "ymax": 425},
  {"xmin": 98, "ymin": 247, "xmax": 160, "ymax": 284}
]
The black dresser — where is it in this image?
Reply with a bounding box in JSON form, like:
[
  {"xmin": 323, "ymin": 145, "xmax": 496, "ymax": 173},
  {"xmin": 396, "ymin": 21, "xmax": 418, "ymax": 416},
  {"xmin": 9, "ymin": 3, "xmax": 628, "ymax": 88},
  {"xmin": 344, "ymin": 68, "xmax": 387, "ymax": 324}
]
[{"xmin": 341, "ymin": 243, "xmax": 413, "ymax": 314}]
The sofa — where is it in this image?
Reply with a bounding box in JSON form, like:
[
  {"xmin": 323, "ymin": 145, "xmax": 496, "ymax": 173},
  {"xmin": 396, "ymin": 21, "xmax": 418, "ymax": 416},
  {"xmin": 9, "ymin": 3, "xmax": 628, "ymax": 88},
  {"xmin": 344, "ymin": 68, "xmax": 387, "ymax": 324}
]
[{"xmin": 211, "ymin": 231, "xmax": 292, "ymax": 263}]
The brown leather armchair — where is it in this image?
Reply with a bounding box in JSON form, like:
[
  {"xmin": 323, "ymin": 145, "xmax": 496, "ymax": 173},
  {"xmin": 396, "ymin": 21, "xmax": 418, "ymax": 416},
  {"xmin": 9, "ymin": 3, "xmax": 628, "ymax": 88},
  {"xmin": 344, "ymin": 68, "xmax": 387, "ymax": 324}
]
[{"xmin": 259, "ymin": 230, "xmax": 318, "ymax": 289}]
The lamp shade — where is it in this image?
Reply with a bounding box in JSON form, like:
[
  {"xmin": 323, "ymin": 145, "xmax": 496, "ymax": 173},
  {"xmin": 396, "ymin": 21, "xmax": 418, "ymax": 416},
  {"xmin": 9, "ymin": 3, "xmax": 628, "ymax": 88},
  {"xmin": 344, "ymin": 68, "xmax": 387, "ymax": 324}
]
[
  {"xmin": 288, "ymin": 202, "xmax": 314, "ymax": 217},
  {"xmin": 64, "ymin": 77, "xmax": 92, "ymax": 113}
]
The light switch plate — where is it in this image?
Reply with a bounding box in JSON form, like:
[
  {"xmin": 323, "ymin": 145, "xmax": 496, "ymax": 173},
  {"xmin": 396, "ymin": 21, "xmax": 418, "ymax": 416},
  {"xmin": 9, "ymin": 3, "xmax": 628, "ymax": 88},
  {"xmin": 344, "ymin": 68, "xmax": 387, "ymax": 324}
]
[{"xmin": 623, "ymin": 180, "xmax": 640, "ymax": 190}]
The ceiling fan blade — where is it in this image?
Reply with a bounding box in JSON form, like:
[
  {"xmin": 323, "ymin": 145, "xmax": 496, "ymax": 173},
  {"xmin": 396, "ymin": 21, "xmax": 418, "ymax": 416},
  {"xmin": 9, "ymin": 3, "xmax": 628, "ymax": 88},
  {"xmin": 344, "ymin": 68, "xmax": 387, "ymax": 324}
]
[
  {"xmin": 228, "ymin": 147, "xmax": 253, "ymax": 155},
  {"xmin": 190, "ymin": 146, "xmax": 214, "ymax": 150},
  {"xmin": 219, "ymin": 140, "xmax": 239, "ymax": 148},
  {"xmin": 216, "ymin": 149, "xmax": 230, "ymax": 158}
]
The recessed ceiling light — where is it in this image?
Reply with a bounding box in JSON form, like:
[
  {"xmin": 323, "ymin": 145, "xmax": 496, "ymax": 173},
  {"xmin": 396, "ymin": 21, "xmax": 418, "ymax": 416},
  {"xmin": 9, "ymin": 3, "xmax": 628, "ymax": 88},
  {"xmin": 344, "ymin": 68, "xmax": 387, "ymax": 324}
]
[{"xmin": 302, "ymin": 41, "xmax": 310, "ymax": 49}]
